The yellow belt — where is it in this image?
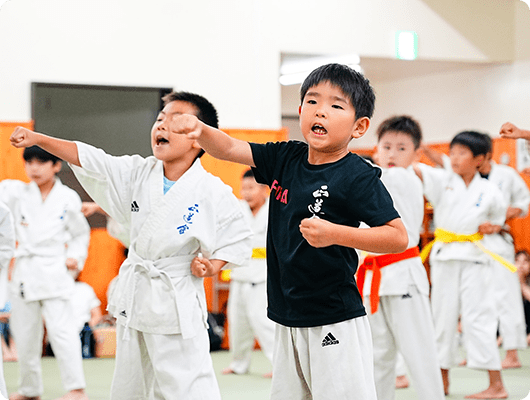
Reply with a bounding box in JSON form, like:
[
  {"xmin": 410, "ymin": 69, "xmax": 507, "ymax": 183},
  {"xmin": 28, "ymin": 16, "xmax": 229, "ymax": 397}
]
[
  {"xmin": 220, "ymin": 248, "xmax": 267, "ymax": 281},
  {"xmin": 252, "ymin": 247, "xmax": 266, "ymax": 259},
  {"xmin": 420, "ymin": 228, "xmax": 516, "ymax": 273}
]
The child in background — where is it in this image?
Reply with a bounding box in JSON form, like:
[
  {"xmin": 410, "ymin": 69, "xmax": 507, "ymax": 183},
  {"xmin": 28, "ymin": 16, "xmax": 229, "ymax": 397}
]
[
  {"xmin": 169, "ymin": 63, "xmax": 408, "ymax": 400},
  {"xmin": 222, "ymin": 169, "xmax": 275, "ymax": 377},
  {"xmin": 422, "ymin": 134, "xmax": 530, "ymax": 369},
  {"xmin": 0, "ymin": 202, "xmax": 15, "ymax": 399},
  {"xmin": 9, "ymin": 91, "xmax": 252, "ymax": 400},
  {"xmin": 357, "ymin": 115, "xmax": 445, "ymax": 400},
  {"xmin": 415, "ymin": 131, "xmax": 509, "ymax": 399},
  {"xmin": 0, "ymin": 146, "xmax": 91, "ymax": 400}
]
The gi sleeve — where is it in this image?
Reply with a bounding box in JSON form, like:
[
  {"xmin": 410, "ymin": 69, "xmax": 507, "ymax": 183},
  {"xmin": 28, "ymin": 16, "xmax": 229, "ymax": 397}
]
[
  {"xmin": 209, "ymin": 192, "xmax": 252, "ymax": 268},
  {"xmin": 488, "ymin": 184, "xmax": 508, "ymax": 227},
  {"xmin": 416, "ymin": 162, "xmax": 449, "ymax": 207},
  {"xmin": 70, "ymin": 142, "xmax": 145, "ymax": 228},
  {"xmin": 64, "ymin": 193, "xmax": 91, "ymax": 271},
  {"xmin": 0, "ymin": 201, "xmax": 15, "ymax": 270},
  {"xmin": 507, "ymin": 168, "xmax": 530, "ymax": 217}
]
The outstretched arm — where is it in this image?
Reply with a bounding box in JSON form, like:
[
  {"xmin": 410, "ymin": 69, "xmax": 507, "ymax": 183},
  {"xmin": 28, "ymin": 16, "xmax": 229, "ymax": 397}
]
[
  {"xmin": 299, "ymin": 217, "xmax": 408, "ymax": 254},
  {"xmin": 169, "ymin": 114, "xmax": 255, "ymax": 167},
  {"xmin": 10, "ymin": 127, "xmax": 81, "ymax": 167},
  {"xmin": 420, "ymin": 144, "xmax": 444, "ymax": 167},
  {"xmin": 499, "ymin": 122, "xmax": 530, "ymax": 140}
]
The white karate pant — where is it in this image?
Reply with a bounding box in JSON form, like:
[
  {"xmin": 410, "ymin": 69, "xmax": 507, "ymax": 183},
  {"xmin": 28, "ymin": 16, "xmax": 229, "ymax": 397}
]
[
  {"xmin": 0, "ymin": 344, "xmax": 6, "ymax": 398},
  {"xmin": 227, "ymin": 280, "xmax": 275, "ymax": 373},
  {"xmin": 111, "ymin": 315, "xmax": 221, "ymax": 400},
  {"xmin": 493, "ymin": 259, "xmax": 528, "ymax": 350},
  {"xmin": 430, "ymin": 259, "xmax": 501, "ymax": 370},
  {"xmin": 10, "ymin": 295, "xmax": 85, "ymax": 397},
  {"xmin": 270, "ymin": 317, "xmax": 377, "ymax": 400},
  {"xmin": 366, "ymin": 285, "xmax": 445, "ymax": 400}
]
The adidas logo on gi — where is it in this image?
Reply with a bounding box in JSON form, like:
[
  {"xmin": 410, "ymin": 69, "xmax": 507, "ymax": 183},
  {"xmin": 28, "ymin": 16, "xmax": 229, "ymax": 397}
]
[
  {"xmin": 131, "ymin": 201, "xmax": 140, "ymax": 212},
  {"xmin": 321, "ymin": 332, "xmax": 339, "ymax": 347}
]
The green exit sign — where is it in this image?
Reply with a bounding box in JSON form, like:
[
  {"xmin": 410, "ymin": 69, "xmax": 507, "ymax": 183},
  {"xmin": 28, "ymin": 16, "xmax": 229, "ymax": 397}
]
[{"xmin": 395, "ymin": 31, "xmax": 418, "ymax": 60}]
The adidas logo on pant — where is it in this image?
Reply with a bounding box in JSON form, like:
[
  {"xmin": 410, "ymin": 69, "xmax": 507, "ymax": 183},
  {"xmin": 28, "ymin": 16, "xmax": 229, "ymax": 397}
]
[{"xmin": 321, "ymin": 332, "xmax": 339, "ymax": 347}]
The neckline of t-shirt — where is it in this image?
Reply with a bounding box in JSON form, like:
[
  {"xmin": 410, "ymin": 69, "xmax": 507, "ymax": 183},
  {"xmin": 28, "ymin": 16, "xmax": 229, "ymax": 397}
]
[{"xmin": 302, "ymin": 151, "xmax": 352, "ymax": 170}]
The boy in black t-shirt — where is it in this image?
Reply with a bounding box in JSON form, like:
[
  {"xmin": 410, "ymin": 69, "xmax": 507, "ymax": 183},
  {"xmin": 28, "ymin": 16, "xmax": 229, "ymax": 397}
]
[{"xmin": 170, "ymin": 63, "xmax": 408, "ymax": 399}]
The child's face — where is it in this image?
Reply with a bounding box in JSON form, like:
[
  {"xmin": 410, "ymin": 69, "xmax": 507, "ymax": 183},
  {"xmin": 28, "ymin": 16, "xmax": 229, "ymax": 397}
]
[
  {"xmin": 377, "ymin": 131, "xmax": 418, "ymax": 168},
  {"xmin": 151, "ymin": 100, "xmax": 201, "ymax": 163},
  {"xmin": 449, "ymin": 144, "xmax": 482, "ymax": 177},
  {"xmin": 299, "ymin": 82, "xmax": 367, "ymax": 161},
  {"xmin": 240, "ymin": 176, "xmax": 268, "ymax": 212},
  {"xmin": 24, "ymin": 158, "xmax": 61, "ymax": 188}
]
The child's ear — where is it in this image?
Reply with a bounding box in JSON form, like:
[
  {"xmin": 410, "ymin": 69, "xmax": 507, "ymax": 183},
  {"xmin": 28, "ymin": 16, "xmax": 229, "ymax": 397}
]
[
  {"xmin": 475, "ymin": 154, "xmax": 486, "ymax": 169},
  {"xmin": 351, "ymin": 117, "xmax": 370, "ymax": 139}
]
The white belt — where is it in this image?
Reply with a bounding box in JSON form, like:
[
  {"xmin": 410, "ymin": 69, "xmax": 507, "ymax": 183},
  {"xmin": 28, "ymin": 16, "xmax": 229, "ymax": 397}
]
[{"xmin": 118, "ymin": 252, "xmax": 197, "ymax": 340}]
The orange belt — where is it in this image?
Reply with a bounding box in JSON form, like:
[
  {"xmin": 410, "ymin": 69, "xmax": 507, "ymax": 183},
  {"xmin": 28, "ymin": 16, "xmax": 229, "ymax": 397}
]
[{"xmin": 357, "ymin": 246, "xmax": 420, "ymax": 314}]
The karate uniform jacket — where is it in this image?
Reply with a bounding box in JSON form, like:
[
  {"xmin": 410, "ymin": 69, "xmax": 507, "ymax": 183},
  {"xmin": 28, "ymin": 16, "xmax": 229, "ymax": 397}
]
[
  {"xmin": 0, "ymin": 201, "xmax": 15, "ymax": 308},
  {"xmin": 362, "ymin": 167, "xmax": 430, "ymax": 296},
  {"xmin": 71, "ymin": 142, "xmax": 252, "ymax": 338},
  {"xmin": 417, "ymin": 164, "xmax": 507, "ymax": 263},
  {"xmin": 0, "ymin": 179, "xmax": 90, "ymax": 301}
]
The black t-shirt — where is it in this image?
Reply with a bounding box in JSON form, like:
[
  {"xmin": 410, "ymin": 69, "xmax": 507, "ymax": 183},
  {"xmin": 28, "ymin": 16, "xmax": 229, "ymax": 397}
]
[{"xmin": 250, "ymin": 141, "xmax": 400, "ymax": 327}]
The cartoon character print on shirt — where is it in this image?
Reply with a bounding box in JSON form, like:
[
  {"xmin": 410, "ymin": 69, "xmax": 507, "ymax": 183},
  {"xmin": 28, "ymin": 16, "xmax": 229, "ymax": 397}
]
[{"xmin": 308, "ymin": 185, "xmax": 329, "ymax": 218}]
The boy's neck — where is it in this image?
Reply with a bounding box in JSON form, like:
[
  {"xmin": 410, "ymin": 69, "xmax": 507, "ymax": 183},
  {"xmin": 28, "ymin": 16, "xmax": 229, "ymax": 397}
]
[
  {"xmin": 459, "ymin": 170, "xmax": 476, "ymax": 187},
  {"xmin": 307, "ymin": 147, "xmax": 349, "ymax": 165},
  {"xmin": 163, "ymin": 158, "xmax": 195, "ymax": 181},
  {"xmin": 249, "ymin": 198, "xmax": 266, "ymax": 216},
  {"xmin": 37, "ymin": 178, "xmax": 56, "ymax": 201}
]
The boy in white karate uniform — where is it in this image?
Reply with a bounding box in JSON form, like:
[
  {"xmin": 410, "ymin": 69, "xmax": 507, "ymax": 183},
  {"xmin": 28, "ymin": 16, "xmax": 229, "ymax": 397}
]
[
  {"xmin": 0, "ymin": 146, "xmax": 91, "ymax": 400},
  {"xmin": 10, "ymin": 91, "xmax": 252, "ymax": 400},
  {"xmin": 168, "ymin": 64, "xmax": 410, "ymax": 400},
  {"xmin": 358, "ymin": 116, "xmax": 444, "ymax": 400},
  {"xmin": 0, "ymin": 201, "xmax": 15, "ymax": 399},
  {"xmin": 424, "ymin": 134, "xmax": 530, "ymax": 369},
  {"xmin": 415, "ymin": 131, "xmax": 509, "ymax": 399},
  {"xmin": 222, "ymin": 169, "xmax": 275, "ymax": 377}
]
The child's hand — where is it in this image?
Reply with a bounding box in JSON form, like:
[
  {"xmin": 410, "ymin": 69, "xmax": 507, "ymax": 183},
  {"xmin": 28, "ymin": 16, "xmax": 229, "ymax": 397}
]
[
  {"xmin": 66, "ymin": 258, "xmax": 79, "ymax": 271},
  {"xmin": 81, "ymin": 202, "xmax": 105, "ymax": 217},
  {"xmin": 169, "ymin": 114, "xmax": 203, "ymax": 139},
  {"xmin": 191, "ymin": 253, "xmax": 213, "ymax": 277},
  {"xmin": 499, "ymin": 122, "xmax": 520, "ymax": 139},
  {"xmin": 478, "ymin": 221, "xmax": 501, "ymax": 235},
  {"xmin": 10, "ymin": 126, "xmax": 39, "ymax": 148},
  {"xmin": 299, "ymin": 217, "xmax": 334, "ymax": 248}
]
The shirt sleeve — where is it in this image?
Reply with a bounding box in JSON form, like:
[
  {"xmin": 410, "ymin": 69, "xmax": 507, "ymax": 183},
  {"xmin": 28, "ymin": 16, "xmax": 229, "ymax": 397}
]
[{"xmin": 417, "ymin": 162, "xmax": 449, "ymax": 207}]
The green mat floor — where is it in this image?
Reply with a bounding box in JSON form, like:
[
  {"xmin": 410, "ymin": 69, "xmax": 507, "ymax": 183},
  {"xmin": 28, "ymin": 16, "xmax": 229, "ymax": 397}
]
[{"xmin": 3, "ymin": 347, "xmax": 530, "ymax": 399}]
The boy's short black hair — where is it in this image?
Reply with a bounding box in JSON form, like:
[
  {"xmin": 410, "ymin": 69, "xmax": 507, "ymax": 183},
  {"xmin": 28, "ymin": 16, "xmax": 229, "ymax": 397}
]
[
  {"xmin": 300, "ymin": 63, "xmax": 375, "ymax": 119},
  {"xmin": 242, "ymin": 169, "xmax": 254, "ymax": 179},
  {"xmin": 162, "ymin": 91, "xmax": 219, "ymax": 158},
  {"xmin": 23, "ymin": 146, "xmax": 61, "ymax": 164},
  {"xmin": 450, "ymin": 131, "xmax": 490, "ymax": 157},
  {"xmin": 376, "ymin": 115, "xmax": 422, "ymax": 149}
]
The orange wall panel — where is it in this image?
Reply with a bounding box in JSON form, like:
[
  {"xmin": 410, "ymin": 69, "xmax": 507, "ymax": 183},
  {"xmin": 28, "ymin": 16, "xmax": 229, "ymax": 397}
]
[{"xmin": 0, "ymin": 121, "xmax": 33, "ymax": 182}]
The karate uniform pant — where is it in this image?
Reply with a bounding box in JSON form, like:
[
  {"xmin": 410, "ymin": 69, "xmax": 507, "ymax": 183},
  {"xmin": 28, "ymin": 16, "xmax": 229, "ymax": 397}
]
[
  {"xmin": 227, "ymin": 280, "xmax": 275, "ymax": 373},
  {"xmin": 10, "ymin": 295, "xmax": 85, "ymax": 397},
  {"xmin": 493, "ymin": 259, "xmax": 528, "ymax": 350},
  {"xmin": 111, "ymin": 316, "xmax": 221, "ymax": 400},
  {"xmin": 0, "ymin": 344, "xmax": 6, "ymax": 398},
  {"xmin": 430, "ymin": 259, "xmax": 501, "ymax": 370},
  {"xmin": 270, "ymin": 316, "xmax": 377, "ymax": 400},
  {"xmin": 366, "ymin": 285, "xmax": 445, "ymax": 400}
]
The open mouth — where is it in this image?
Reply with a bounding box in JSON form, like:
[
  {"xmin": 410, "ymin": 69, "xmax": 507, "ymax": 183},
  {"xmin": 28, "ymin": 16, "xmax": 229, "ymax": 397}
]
[
  {"xmin": 156, "ymin": 136, "xmax": 169, "ymax": 145},
  {"xmin": 311, "ymin": 124, "xmax": 327, "ymax": 136}
]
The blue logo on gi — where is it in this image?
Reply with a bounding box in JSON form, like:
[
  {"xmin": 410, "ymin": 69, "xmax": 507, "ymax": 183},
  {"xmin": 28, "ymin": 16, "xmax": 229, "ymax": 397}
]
[{"xmin": 177, "ymin": 204, "xmax": 199, "ymax": 234}]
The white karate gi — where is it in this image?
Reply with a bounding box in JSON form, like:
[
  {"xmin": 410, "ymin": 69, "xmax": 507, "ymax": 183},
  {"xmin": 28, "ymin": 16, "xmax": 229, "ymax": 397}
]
[
  {"xmin": 480, "ymin": 162, "xmax": 530, "ymax": 351},
  {"xmin": 70, "ymin": 142, "xmax": 252, "ymax": 400},
  {"xmin": 418, "ymin": 164, "xmax": 507, "ymax": 370},
  {"xmin": 362, "ymin": 167, "xmax": 444, "ymax": 400},
  {"xmin": 227, "ymin": 199, "xmax": 275, "ymax": 374},
  {"xmin": 0, "ymin": 178, "xmax": 90, "ymax": 397},
  {"xmin": 0, "ymin": 201, "xmax": 15, "ymax": 398}
]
